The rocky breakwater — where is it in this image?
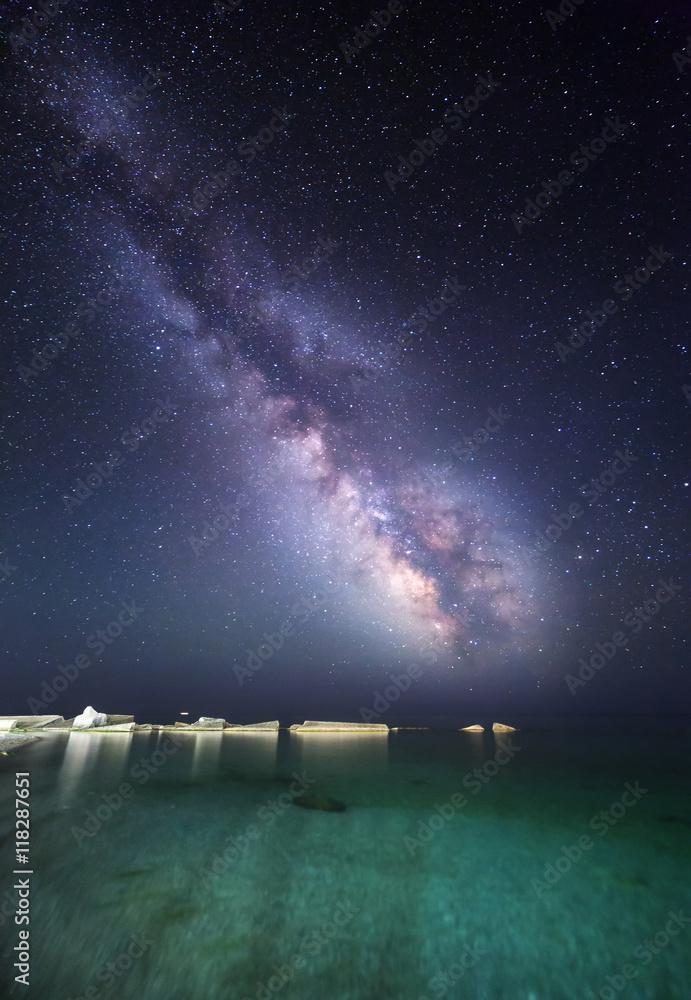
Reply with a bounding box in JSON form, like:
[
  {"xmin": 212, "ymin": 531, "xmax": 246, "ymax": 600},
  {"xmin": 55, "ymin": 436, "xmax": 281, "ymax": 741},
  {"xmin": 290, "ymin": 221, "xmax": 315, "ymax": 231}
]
[
  {"xmin": 289, "ymin": 720, "xmax": 389, "ymax": 733},
  {"xmin": 0, "ymin": 734, "xmax": 42, "ymax": 754}
]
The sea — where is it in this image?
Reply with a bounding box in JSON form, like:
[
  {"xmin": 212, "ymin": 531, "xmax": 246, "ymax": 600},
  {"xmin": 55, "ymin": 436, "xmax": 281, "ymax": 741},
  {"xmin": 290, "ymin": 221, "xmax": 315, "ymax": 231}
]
[{"xmin": 1, "ymin": 715, "xmax": 690, "ymax": 1000}]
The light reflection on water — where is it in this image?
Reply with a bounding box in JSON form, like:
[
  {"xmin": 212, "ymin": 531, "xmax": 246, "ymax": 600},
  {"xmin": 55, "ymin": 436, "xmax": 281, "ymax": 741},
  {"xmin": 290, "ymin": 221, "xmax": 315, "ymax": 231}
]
[{"xmin": 0, "ymin": 723, "xmax": 689, "ymax": 1000}]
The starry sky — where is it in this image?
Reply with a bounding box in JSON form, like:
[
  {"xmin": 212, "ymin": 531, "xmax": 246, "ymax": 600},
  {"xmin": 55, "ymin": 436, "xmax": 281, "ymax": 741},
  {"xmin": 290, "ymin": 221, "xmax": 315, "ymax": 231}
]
[{"xmin": 0, "ymin": 0, "xmax": 688, "ymax": 724}]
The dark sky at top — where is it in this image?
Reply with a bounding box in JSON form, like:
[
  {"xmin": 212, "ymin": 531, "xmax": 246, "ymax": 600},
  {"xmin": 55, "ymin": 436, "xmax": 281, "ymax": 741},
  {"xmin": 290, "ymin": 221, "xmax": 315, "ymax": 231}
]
[{"xmin": 0, "ymin": 0, "xmax": 689, "ymax": 724}]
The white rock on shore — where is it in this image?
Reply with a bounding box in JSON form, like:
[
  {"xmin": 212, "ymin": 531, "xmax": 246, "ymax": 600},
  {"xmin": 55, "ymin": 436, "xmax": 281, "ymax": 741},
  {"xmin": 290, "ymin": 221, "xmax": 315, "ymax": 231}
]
[
  {"xmin": 492, "ymin": 722, "xmax": 519, "ymax": 731},
  {"xmin": 291, "ymin": 720, "xmax": 389, "ymax": 733},
  {"xmin": 460, "ymin": 724, "xmax": 484, "ymax": 732},
  {"xmin": 73, "ymin": 706, "xmax": 108, "ymax": 729}
]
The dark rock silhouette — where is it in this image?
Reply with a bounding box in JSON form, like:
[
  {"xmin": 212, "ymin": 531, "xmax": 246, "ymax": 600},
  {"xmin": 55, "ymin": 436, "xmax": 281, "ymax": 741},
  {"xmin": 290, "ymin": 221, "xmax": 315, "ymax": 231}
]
[{"xmin": 294, "ymin": 795, "xmax": 347, "ymax": 812}]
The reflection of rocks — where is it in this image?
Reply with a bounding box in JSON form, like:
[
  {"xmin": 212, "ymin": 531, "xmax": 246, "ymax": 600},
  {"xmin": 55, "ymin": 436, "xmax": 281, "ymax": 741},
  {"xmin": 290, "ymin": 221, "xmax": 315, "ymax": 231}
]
[
  {"xmin": 290, "ymin": 720, "xmax": 388, "ymax": 733},
  {"xmin": 492, "ymin": 722, "xmax": 518, "ymax": 731},
  {"xmin": 460, "ymin": 724, "xmax": 484, "ymax": 732},
  {"xmin": 0, "ymin": 734, "xmax": 41, "ymax": 754},
  {"xmin": 228, "ymin": 721, "xmax": 279, "ymax": 732},
  {"xmin": 294, "ymin": 795, "xmax": 346, "ymax": 812},
  {"xmin": 73, "ymin": 706, "xmax": 108, "ymax": 729}
]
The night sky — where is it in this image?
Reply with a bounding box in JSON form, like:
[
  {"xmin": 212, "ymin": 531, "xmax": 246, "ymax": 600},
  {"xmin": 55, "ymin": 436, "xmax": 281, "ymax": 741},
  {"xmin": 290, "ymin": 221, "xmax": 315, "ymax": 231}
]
[{"xmin": 1, "ymin": 0, "xmax": 689, "ymax": 724}]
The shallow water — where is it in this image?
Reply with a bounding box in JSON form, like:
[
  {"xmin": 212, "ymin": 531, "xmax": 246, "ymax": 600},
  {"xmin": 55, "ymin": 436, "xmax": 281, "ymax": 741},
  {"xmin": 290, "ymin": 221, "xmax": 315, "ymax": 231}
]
[{"xmin": 1, "ymin": 719, "xmax": 690, "ymax": 1000}]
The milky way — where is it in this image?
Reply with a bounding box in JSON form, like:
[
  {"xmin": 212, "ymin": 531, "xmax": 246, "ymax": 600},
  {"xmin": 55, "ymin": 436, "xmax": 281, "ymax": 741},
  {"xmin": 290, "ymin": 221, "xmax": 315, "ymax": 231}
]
[{"xmin": 2, "ymin": 0, "xmax": 687, "ymax": 718}]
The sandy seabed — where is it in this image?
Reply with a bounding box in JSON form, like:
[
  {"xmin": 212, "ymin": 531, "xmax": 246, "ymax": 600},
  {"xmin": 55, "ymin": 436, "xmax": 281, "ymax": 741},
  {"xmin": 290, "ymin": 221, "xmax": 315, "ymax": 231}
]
[{"xmin": 1, "ymin": 725, "xmax": 689, "ymax": 1000}]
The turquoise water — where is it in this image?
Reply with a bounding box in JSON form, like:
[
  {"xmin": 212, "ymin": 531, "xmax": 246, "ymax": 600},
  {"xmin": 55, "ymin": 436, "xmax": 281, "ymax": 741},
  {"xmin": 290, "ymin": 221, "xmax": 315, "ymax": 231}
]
[{"xmin": 1, "ymin": 720, "xmax": 690, "ymax": 1000}]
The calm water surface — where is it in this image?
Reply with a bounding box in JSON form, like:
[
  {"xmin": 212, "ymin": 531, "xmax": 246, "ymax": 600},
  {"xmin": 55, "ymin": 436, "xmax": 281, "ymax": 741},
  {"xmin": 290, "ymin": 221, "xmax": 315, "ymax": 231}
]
[{"xmin": 1, "ymin": 717, "xmax": 690, "ymax": 1000}]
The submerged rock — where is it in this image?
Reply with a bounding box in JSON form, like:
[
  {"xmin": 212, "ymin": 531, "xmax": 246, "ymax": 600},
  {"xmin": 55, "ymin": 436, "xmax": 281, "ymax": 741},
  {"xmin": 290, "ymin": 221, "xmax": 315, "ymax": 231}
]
[
  {"xmin": 294, "ymin": 795, "xmax": 347, "ymax": 812},
  {"xmin": 460, "ymin": 724, "xmax": 484, "ymax": 732},
  {"xmin": 492, "ymin": 722, "xmax": 518, "ymax": 732},
  {"xmin": 657, "ymin": 815, "xmax": 691, "ymax": 829}
]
